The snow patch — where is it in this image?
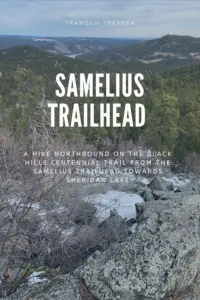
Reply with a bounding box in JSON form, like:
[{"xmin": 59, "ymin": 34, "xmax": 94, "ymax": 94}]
[
  {"xmin": 61, "ymin": 227, "xmax": 75, "ymax": 238},
  {"xmin": 28, "ymin": 271, "xmax": 47, "ymax": 285},
  {"xmin": 8, "ymin": 198, "xmax": 21, "ymax": 205},
  {"xmin": 88, "ymin": 191, "xmax": 143, "ymax": 221},
  {"xmin": 162, "ymin": 176, "xmax": 190, "ymax": 187},
  {"xmin": 31, "ymin": 203, "xmax": 40, "ymax": 210},
  {"xmin": 128, "ymin": 174, "xmax": 151, "ymax": 185},
  {"xmin": 138, "ymin": 177, "xmax": 151, "ymax": 185}
]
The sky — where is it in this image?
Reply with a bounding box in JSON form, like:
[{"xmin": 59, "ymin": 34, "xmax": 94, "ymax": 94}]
[{"xmin": 0, "ymin": 0, "xmax": 200, "ymax": 38}]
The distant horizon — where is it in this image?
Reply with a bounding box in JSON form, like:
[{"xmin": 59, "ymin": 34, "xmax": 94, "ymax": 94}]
[
  {"xmin": 0, "ymin": 34, "xmax": 151, "ymax": 40},
  {"xmin": 0, "ymin": 33, "xmax": 199, "ymax": 40}
]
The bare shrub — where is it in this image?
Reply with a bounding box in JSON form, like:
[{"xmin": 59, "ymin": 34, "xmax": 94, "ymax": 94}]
[
  {"xmin": 0, "ymin": 125, "xmax": 106, "ymax": 297},
  {"xmin": 0, "ymin": 122, "xmax": 136, "ymax": 298}
]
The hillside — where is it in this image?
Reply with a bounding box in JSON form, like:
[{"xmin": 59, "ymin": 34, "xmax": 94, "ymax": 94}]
[
  {"xmin": 2, "ymin": 35, "xmax": 200, "ymax": 75},
  {"xmin": 1, "ymin": 44, "xmax": 200, "ymax": 163},
  {"xmin": 0, "ymin": 45, "xmax": 115, "ymax": 98},
  {"xmin": 79, "ymin": 34, "xmax": 200, "ymax": 72},
  {"xmin": 164, "ymin": 60, "xmax": 200, "ymax": 82},
  {"xmin": 0, "ymin": 35, "xmax": 139, "ymax": 57},
  {"xmin": 0, "ymin": 45, "xmax": 113, "ymax": 74}
]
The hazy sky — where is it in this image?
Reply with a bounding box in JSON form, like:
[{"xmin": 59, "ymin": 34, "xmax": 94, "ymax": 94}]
[{"xmin": 0, "ymin": 0, "xmax": 200, "ymax": 38}]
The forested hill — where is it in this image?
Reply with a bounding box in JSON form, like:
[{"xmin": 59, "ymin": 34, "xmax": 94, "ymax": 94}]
[
  {"xmin": 0, "ymin": 43, "xmax": 200, "ymax": 164},
  {"xmin": 164, "ymin": 62, "xmax": 200, "ymax": 83},
  {"xmin": 80, "ymin": 34, "xmax": 200, "ymax": 62},
  {"xmin": 0, "ymin": 45, "xmax": 114, "ymax": 98},
  {"xmin": 79, "ymin": 34, "xmax": 200, "ymax": 73},
  {"xmin": 144, "ymin": 62, "xmax": 200, "ymax": 163},
  {"xmin": 0, "ymin": 45, "xmax": 112, "ymax": 76},
  {"xmin": 0, "ymin": 35, "xmax": 138, "ymax": 55}
]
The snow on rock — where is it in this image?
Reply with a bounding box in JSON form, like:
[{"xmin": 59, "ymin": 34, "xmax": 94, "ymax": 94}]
[
  {"xmin": 138, "ymin": 177, "xmax": 151, "ymax": 185},
  {"xmin": 8, "ymin": 198, "xmax": 21, "ymax": 205},
  {"xmin": 31, "ymin": 203, "xmax": 40, "ymax": 210},
  {"xmin": 88, "ymin": 191, "xmax": 143, "ymax": 221},
  {"xmin": 28, "ymin": 271, "xmax": 47, "ymax": 285},
  {"xmin": 162, "ymin": 176, "xmax": 190, "ymax": 188},
  {"xmin": 128, "ymin": 174, "xmax": 151, "ymax": 185}
]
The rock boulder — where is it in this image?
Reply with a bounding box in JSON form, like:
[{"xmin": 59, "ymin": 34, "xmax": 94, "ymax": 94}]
[
  {"xmin": 79, "ymin": 195, "xmax": 200, "ymax": 300},
  {"xmin": 44, "ymin": 214, "xmax": 131, "ymax": 273},
  {"xmin": 2, "ymin": 194, "xmax": 200, "ymax": 300}
]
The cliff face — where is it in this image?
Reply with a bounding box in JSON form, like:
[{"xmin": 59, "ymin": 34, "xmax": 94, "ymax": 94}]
[{"xmin": 2, "ymin": 192, "xmax": 200, "ymax": 300}]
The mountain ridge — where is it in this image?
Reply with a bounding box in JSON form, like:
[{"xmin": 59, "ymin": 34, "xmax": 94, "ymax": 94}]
[
  {"xmin": 79, "ymin": 34, "xmax": 200, "ymax": 73},
  {"xmin": 0, "ymin": 35, "xmax": 140, "ymax": 57}
]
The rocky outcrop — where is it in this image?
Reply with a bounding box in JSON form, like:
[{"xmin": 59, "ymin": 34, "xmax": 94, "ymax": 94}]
[
  {"xmin": 44, "ymin": 214, "xmax": 131, "ymax": 273},
  {"xmin": 135, "ymin": 175, "xmax": 200, "ymax": 202},
  {"xmin": 78, "ymin": 195, "xmax": 200, "ymax": 300},
  {"xmin": 2, "ymin": 182, "xmax": 200, "ymax": 300},
  {"xmin": 148, "ymin": 176, "xmax": 169, "ymax": 191}
]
